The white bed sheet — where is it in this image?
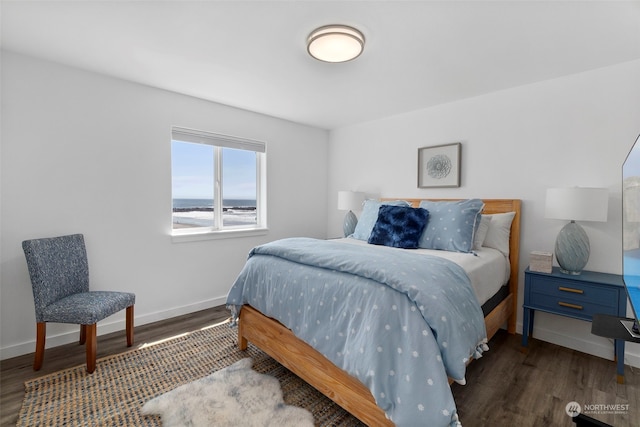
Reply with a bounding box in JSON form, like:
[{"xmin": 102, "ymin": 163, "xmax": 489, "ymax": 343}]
[{"xmin": 337, "ymin": 238, "xmax": 510, "ymax": 307}]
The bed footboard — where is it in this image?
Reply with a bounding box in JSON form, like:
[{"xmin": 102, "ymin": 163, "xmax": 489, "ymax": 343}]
[
  {"xmin": 238, "ymin": 291, "xmax": 514, "ymax": 426},
  {"xmin": 238, "ymin": 305, "xmax": 393, "ymax": 427}
]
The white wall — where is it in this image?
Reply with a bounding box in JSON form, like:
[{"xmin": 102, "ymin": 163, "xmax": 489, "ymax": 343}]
[
  {"xmin": 4, "ymin": 50, "xmax": 640, "ymax": 370},
  {"xmin": 328, "ymin": 60, "xmax": 640, "ymax": 367},
  {"xmin": 0, "ymin": 51, "xmax": 329, "ymax": 359}
]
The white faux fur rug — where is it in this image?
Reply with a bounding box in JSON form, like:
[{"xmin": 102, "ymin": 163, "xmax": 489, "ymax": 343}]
[{"xmin": 141, "ymin": 358, "xmax": 314, "ymax": 427}]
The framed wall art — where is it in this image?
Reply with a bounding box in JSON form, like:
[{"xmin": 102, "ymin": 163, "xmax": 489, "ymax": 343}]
[{"xmin": 417, "ymin": 142, "xmax": 461, "ymax": 188}]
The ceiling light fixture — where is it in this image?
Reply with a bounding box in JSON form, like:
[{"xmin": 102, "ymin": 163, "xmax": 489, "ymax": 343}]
[{"xmin": 307, "ymin": 25, "xmax": 365, "ymax": 63}]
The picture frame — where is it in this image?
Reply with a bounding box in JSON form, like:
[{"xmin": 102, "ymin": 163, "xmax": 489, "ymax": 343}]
[{"xmin": 417, "ymin": 142, "xmax": 461, "ymax": 188}]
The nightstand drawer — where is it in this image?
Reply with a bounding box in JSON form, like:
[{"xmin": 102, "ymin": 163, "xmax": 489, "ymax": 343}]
[
  {"xmin": 527, "ymin": 276, "xmax": 619, "ymax": 308},
  {"xmin": 526, "ymin": 292, "xmax": 619, "ymax": 320}
]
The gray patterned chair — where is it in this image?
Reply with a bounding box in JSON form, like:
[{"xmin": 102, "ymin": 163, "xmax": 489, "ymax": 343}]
[{"xmin": 22, "ymin": 234, "xmax": 135, "ymax": 373}]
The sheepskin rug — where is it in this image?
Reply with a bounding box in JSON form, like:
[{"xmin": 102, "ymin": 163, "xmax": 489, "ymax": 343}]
[{"xmin": 141, "ymin": 358, "xmax": 314, "ymax": 426}]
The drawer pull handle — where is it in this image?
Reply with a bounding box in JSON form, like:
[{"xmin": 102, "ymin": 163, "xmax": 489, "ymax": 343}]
[
  {"xmin": 558, "ymin": 286, "xmax": 584, "ymax": 294},
  {"xmin": 558, "ymin": 301, "xmax": 583, "ymax": 310}
]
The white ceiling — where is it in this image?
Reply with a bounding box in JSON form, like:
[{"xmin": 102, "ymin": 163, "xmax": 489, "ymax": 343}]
[{"xmin": 2, "ymin": 1, "xmax": 640, "ymax": 130}]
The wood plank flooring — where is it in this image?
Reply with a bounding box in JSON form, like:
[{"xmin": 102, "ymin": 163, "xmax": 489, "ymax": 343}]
[
  {"xmin": 1, "ymin": 306, "xmax": 638, "ymax": 426},
  {"xmin": 451, "ymin": 331, "xmax": 639, "ymax": 427},
  {"xmin": 0, "ymin": 306, "xmax": 231, "ymax": 427}
]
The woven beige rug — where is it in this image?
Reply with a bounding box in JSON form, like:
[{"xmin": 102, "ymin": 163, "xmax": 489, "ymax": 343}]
[{"xmin": 17, "ymin": 320, "xmax": 364, "ymax": 426}]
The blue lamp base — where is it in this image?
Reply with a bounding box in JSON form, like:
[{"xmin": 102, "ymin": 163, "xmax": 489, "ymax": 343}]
[
  {"xmin": 555, "ymin": 220, "xmax": 590, "ymax": 275},
  {"xmin": 343, "ymin": 210, "xmax": 358, "ymax": 237}
]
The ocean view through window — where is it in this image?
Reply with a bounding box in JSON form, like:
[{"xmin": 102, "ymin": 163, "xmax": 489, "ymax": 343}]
[
  {"xmin": 171, "ymin": 127, "xmax": 266, "ymax": 236},
  {"xmin": 172, "ymin": 198, "xmax": 258, "ymax": 228}
]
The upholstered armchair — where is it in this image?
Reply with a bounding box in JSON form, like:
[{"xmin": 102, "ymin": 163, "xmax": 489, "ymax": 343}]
[{"xmin": 22, "ymin": 234, "xmax": 135, "ymax": 373}]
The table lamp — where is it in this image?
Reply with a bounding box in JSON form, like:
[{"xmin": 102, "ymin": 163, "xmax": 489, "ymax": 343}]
[
  {"xmin": 337, "ymin": 191, "xmax": 365, "ymax": 237},
  {"xmin": 545, "ymin": 187, "xmax": 608, "ymax": 275}
]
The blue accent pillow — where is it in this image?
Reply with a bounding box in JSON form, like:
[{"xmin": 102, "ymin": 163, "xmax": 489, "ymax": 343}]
[
  {"xmin": 418, "ymin": 199, "xmax": 484, "ymax": 253},
  {"xmin": 368, "ymin": 205, "xmax": 429, "ymax": 249},
  {"xmin": 352, "ymin": 200, "xmax": 410, "ymax": 241}
]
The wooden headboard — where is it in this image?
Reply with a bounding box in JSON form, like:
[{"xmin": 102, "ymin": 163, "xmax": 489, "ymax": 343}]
[{"xmin": 381, "ymin": 198, "xmax": 522, "ymax": 333}]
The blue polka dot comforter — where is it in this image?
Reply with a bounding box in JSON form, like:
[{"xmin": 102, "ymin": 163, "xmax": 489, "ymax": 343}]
[{"xmin": 227, "ymin": 238, "xmax": 488, "ymax": 427}]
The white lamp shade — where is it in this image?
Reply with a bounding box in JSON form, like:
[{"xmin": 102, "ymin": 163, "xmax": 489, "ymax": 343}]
[
  {"xmin": 337, "ymin": 191, "xmax": 365, "ymax": 211},
  {"xmin": 545, "ymin": 187, "xmax": 608, "ymax": 222}
]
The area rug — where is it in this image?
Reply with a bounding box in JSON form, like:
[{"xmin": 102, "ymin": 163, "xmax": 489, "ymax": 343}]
[
  {"xmin": 17, "ymin": 320, "xmax": 364, "ymax": 426},
  {"xmin": 140, "ymin": 358, "xmax": 314, "ymax": 427}
]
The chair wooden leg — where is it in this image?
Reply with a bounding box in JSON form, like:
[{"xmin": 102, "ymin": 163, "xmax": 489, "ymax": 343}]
[
  {"xmin": 79, "ymin": 324, "xmax": 86, "ymax": 345},
  {"xmin": 126, "ymin": 305, "xmax": 134, "ymax": 347},
  {"xmin": 85, "ymin": 323, "xmax": 97, "ymax": 373},
  {"xmin": 34, "ymin": 322, "xmax": 46, "ymax": 371}
]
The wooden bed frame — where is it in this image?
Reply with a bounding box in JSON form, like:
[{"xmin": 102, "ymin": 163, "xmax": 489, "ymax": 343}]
[{"xmin": 238, "ymin": 198, "xmax": 521, "ymax": 426}]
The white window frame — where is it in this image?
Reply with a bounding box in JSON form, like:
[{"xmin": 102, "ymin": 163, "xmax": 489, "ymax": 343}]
[{"xmin": 171, "ymin": 126, "xmax": 267, "ymax": 242}]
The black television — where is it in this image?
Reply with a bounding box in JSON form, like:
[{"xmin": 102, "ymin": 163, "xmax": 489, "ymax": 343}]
[{"xmin": 622, "ymin": 133, "xmax": 640, "ymax": 337}]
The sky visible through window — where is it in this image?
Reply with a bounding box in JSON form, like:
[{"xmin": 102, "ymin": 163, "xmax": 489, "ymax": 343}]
[{"xmin": 171, "ymin": 141, "xmax": 256, "ymax": 201}]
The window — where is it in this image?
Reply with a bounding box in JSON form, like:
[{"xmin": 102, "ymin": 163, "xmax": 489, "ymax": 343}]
[{"xmin": 171, "ymin": 127, "xmax": 266, "ymax": 237}]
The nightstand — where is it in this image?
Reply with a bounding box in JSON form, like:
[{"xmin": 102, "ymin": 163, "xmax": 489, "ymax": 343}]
[{"xmin": 522, "ymin": 267, "xmax": 627, "ymax": 383}]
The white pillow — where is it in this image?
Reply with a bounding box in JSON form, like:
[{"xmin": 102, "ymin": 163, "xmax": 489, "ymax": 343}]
[
  {"xmin": 473, "ymin": 215, "xmax": 492, "ymax": 250},
  {"xmin": 482, "ymin": 212, "xmax": 516, "ymax": 257}
]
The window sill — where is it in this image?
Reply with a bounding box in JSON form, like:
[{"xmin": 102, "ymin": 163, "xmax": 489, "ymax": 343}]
[{"xmin": 171, "ymin": 227, "xmax": 269, "ymax": 243}]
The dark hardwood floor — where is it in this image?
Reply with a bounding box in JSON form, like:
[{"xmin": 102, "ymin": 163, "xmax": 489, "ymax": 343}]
[
  {"xmin": 1, "ymin": 306, "xmax": 638, "ymax": 427},
  {"xmin": 451, "ymin": 331, "xmax": 639, "ymax": 427},
  {"xmin": 0, "ymin": 306, "xmax": 231, "ymax": 427}
]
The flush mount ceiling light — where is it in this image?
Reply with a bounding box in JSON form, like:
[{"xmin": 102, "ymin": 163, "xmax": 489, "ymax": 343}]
[{"xmin": 307, "ymin": 25, "xmax": 365, "ymax": 63}]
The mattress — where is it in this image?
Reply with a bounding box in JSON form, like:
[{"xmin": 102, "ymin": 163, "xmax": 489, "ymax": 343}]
[{"xmin": 337, "ymin": 237, "xmax": 510, "ymax": 307}]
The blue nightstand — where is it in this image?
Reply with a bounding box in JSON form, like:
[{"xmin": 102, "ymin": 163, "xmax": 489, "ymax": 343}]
[{"xmin": 522, "ymin": 267, "xmax": 628, "ymax": 383}]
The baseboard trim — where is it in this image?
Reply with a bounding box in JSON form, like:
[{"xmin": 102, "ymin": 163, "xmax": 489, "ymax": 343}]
[
  {"xmin": 0, "ymin": 296, "xmax": 227, "ymax": 360},
  {"xmin": 518, "ymin": 321, "xmax": 640, "ymax": 369},
  {"xmin": 6, "ymin": 309, "xmax": 638, "ymax": 369}
]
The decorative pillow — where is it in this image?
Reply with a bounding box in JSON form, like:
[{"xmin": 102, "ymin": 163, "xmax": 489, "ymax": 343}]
[
  {"xmin": 368, "ymin": 205, "xmax": 429, "ymax": 249},
  {"xmin": 352, "ymin": 199, "xmax": 410, "ymax": 241},
  {"xmin": 418, "ymin": 199, "xmax": 484, "ymax": 253},
  {"xmin": 473, "ymin": 215, "xmax": 492, "ymax": 250},
  {"xmin": 482, "ymin": 211, "xmax": 515, "ymax": 257}
]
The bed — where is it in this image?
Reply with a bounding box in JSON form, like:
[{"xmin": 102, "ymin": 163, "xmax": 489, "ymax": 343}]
[{"xmin": 227, "ymin": 198, "xmax": 521, "ymax": 426}]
